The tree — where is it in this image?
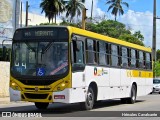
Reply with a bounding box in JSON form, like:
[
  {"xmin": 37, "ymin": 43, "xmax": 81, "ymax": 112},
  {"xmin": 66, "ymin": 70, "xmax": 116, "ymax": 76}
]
[
  {"xmin": 154, "ymin": 61, "xmax": 160, "ymax": 77},
  {"xmin": 157, "ymin": 49, "xmax": 160, "ymax": 61},
  {"xmin": 65, "ymin": 0, "xmax": 85, "ymax": 22},
  {"xmin": 133, "ymin": 31, "xmax": 144, "ymax": 41},
  {"xmin": 106, "ymin": 0, "xmax": 129, "ymax": 21},
  {"xmin": 119, "ymin": 34, "xmax": 144, "ymax": 46},
  {"xmin": 40, "ymin": 0, "xmax": 65, "ymax": 23}
]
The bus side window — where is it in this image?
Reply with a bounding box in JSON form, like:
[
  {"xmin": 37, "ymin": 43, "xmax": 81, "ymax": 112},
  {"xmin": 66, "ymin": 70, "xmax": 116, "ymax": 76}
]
[
  {"xmin": 136, "ymin": 50, "xmax": 139, "ymax": 68},
  {"xmin": 111, "ymin": 44, "xmax": 119, "ymax": 67},
  {"xmin": 86, "ymin": 39, "xmax": 96, "ymax": 64},
  {"xmin": 98, "ymin": 41, "xmax": 106, "ymax": 65},
  {"xmin": 146, "ymin": 53, "xmax": 151, "ymax": 70},
  {"xmin": 121, "ymin": 47, "xmax": 128, "ymax": 68},
  {"xmin": 130, "ymin": 49, "xmax": 136, "ymax": 68},
  {"xmin": 139, "ymin": 51, "xmax": 144, "ymax": 69}
]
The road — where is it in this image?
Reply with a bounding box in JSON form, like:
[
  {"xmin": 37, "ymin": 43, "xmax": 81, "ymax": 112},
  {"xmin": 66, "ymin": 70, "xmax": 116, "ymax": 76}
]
[{"xmin": 0, "ymin": 94, "xmax": 160, "ymax": 119}]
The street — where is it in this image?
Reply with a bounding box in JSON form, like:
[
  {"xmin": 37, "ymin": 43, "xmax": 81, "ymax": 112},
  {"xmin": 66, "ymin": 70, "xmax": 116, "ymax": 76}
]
[{"xmin": 0, "ymin": 93, "xmax": 160, "ymax": 119}]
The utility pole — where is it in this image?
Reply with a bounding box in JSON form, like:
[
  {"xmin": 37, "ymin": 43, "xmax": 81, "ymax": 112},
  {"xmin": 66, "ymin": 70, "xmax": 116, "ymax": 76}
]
[
  {"xmin": 20, "ymin": 1, "xmax": 22, "ymax": 27},
  {"xmin": 153, "ymin": 0, "xmax": 160, "ymax": 77},
  {"xmin": 91, "ymin": 0, "xmax": 93, "ymax": 20},
  {"xmin": 82, "ymin": 8, "xmax": 87, "ymax": 30},
  {"xmin": 15, "ymin": 0, "xmax": 17, "ymax": 29},
  {"xmin": 25, "ymin": 1, "xmax": 29, "ymax": 27},
  {"xmin": 152, "ymin": 0, "xmax": 156, "ymax": 77}
]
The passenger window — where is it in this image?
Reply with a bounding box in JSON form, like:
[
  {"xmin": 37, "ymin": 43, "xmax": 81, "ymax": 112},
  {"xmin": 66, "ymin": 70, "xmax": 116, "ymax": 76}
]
[
  {"xmin": 130, "ymin": 49, "xmax": 136, "ymax": 68},
  {"xmin": 86, "ymin": 39, "xmax": 97, "ymax": 64},
  {"xmin": 146, "ymin": 53, "xmax": 152, "ymax": 70},
  {"xmin": 121, "ymin": 47, "xmax": 128, "ymax": 68},
  {"xmin": 98, "ymin": 41, "xmax": 106, "ymax": 65},
  {"xmin": 139, "ymin": 51, "xmax": 144, "ymax": 68},
  {"xmin": 111, "ymin": 44, "xmax": 119, "ymax": 67}
]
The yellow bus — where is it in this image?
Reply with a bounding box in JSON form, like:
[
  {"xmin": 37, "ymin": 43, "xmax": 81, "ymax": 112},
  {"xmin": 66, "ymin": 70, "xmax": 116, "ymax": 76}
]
[{"xmin": 10, "ymin": 26, "xmax": 153, "ymax": 110}]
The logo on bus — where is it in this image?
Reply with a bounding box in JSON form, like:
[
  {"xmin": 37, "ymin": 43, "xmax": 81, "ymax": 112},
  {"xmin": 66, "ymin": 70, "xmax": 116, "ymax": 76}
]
[{"xmin": 94, "ymin": 67, "xmax": 108, "ymax": 76}]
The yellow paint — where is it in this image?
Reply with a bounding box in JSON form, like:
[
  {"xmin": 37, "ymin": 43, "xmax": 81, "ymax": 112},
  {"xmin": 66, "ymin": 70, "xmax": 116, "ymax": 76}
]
[
  {"xmin": 129, "ymin": 70, "xmax": 153, "ymax": 78},
  {"xmin": 67, "ymin": 26, "xmax": 151, "ymax": 52}
]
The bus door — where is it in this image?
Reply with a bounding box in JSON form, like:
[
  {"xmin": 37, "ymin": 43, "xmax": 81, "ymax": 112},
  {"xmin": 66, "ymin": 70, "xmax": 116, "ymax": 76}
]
[
  {"xmin": 71, "ymin": 38, "xmax": 85, "ymax": 102},
  {"xmin": 71, "ymin": 39, "xmax": 85, "ymax": 88},
  {"xmin": 109, "ymin": 44, "xmax": 121, "ymax": 98}
]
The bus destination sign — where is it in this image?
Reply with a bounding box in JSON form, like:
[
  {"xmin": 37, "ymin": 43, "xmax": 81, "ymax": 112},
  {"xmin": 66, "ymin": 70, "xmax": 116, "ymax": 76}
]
[
  {"xmin": 24, "ymin": 31, "xmax": 54, "ymax": 37},
  {"xmin": 24, "ymin": 30, "xmax": 56, "ymax": 38},
  {"xmin": 13, "ymin": 27, "xmax": 69, "ymax": 41}
]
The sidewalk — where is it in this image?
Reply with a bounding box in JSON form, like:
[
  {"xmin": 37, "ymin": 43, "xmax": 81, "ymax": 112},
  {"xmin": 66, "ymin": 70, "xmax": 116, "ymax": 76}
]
[{"xmin": 0, "ymin": 97, "xmax": 10, "ymax": 104}]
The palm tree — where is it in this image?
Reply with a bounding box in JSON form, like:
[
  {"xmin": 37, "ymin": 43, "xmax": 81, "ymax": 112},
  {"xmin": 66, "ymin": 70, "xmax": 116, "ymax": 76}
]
[
  {"xmin": 65, "ymin": 0, "xmax": 85, "ymax": 22},
  {"xmin": 106, "ymin": 0, "xmax": 129, "ymax": 21},
  {"xmin": 40, "ymin": 0, "xmax": 65, "ymax": 23}
]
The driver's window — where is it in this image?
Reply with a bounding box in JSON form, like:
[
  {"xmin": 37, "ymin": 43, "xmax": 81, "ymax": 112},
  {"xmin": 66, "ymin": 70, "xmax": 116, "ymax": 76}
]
[{"xmin": 73, "ymin": 41, "xmax": 84, "ymax": 64}]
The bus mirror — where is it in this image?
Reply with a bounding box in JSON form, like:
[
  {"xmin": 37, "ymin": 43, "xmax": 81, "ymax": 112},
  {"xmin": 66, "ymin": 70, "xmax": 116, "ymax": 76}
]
[
  {"xmin": 76, "ymin": 41, "xmax": 81, "ymax": 51},
  {"xmin": 72, "ymin": 36, "xmax": 77, "ymax": 41},
  {"xmin": 2, "ymin": 46, "xmax": 7, "ymax": 61}
]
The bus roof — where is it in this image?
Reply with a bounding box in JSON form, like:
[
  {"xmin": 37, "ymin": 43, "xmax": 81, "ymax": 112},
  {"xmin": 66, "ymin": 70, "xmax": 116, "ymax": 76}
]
[
  {"xmin": 15, "ymin": 26, "xmax": 151, "ymax": 52},
  {"xmin": 68, "ymin": 26, "xmax": 151, "ymax": 53}
]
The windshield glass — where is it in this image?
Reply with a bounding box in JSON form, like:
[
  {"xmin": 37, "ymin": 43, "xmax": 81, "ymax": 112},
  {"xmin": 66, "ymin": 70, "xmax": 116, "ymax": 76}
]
[
  {"xmin": 11, "ymin": 42, "xmax": 68, "ymax": 76},
  {"xmin": 153, "ymin": 79, "xmax": 160, "ymax": 84}
]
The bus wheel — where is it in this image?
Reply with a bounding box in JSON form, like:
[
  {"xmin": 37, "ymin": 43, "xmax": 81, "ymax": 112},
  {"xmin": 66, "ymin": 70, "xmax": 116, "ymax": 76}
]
[
  {"xmin": 81, "ymin": 87, "xmax": 94, "ymax": 110},
  {"xmin": 120, "ymin": 98, "xmax": 128, "ymax": 104},
  {"xmin": 35, "ymin": 102, "xmax": 49, "ymax": 109},
  {"xmin": 128, "ymin": 85, "xmax": 137, "ymax": 104}
]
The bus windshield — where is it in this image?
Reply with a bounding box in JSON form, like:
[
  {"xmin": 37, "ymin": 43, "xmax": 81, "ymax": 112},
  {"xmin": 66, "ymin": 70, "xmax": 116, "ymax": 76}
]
[{"xmin": 11, "ymin": 41, "xmax": 68, "ymax": 77}]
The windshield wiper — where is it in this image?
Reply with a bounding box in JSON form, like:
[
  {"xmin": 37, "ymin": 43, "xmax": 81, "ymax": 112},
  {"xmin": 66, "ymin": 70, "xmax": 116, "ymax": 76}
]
[{"xmin": 42, "ymin": 42, "xmax": 53, "ymax": 54}]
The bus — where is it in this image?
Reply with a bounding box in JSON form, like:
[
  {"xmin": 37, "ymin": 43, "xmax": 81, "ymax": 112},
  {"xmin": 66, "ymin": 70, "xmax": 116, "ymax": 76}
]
[{"xmin": 10, "ymin": 26, "xmax": 153, "ymax": 110}]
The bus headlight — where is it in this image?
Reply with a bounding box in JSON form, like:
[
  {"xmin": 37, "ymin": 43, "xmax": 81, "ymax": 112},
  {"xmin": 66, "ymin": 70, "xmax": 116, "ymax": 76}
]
[
  {"xmin": 54, "ymin": 80, "xmax": 69, "ymax": 91},
  {"xmin": 10, "ymin": 81, "xmax": 21, "ymax": 91}
]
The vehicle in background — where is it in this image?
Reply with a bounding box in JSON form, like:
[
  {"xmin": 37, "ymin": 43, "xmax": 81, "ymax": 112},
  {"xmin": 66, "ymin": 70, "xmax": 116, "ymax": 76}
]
[{"xmin": 151, "ymin": 78, "xmax": 160, "ymax": 94}]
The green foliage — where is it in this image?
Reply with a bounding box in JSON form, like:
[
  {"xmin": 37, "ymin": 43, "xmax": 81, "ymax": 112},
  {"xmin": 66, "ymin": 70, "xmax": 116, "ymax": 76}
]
[
  {"xmin": 106, "ymin": 0, "xmax": 129, "ymax": 21},
  {"xmin": 157, "ymin": 49, "xmax": 160, "ymax": 61},
  {"xmin": 40, "ymin": 20, "xmax": 145, "ymax": 46},
  {"xmin": 119, "ymin": 34, "xmax": 144, "ymax": 46},
  {"xmin": 65, "ymin": 0, "xmax": 85, "ymax": 22},
  {"xmin": 39, "ymin": 23, "xmax": 58, "ymax": 25},
  {"xmin": 154, "ymin": 61, "xmax": 160, "ymax": 77},
  {"xmin": 85, "ymin": 20, "xmax": 144, "ymax": 46},
  {"xmin": 40, "ymin": 0, "xmax": 65, "ymax": 23},
  {"xmin": 133, "ymin": 31, "xmax": 144, "ymax": 41}
]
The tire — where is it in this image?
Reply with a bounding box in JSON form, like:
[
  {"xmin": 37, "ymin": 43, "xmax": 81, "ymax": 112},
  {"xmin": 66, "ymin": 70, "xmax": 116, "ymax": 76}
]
[
  {"xmin": 81, "ymin": 87, "xmax": 95, "ymax": 110},
  {"xmin": 120, "ymin": 98, "xmax": 128, "ymax": 104},
  {"xmin": 35, "ymin": 102, "xmax": 49, "ymax": 109},
  {"xmin": 127, "ymin": 85, "xmax": 137, "ymax": 104}
]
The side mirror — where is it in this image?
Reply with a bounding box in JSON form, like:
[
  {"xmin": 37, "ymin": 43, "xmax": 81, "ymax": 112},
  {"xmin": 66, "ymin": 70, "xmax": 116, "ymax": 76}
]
[{"xmin": 2, "ymin": 46, "xmax": 7, "ymax": 61}]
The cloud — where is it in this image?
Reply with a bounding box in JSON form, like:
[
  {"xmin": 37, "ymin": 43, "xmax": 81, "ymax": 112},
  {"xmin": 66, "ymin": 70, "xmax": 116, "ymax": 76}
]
[
  {"xmin": 84, "ymin": 0, "xmax": 105, "ymax": 18},
  {"xmin": 119, "ymin": 10, "xmax": 160, "ymax": 49}
]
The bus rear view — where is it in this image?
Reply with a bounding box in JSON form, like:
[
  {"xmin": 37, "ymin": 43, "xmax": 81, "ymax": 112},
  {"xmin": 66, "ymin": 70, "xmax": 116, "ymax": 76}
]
[{"xmin": 10, "ymin": 26, "xmax": 71, "ymax": 109}]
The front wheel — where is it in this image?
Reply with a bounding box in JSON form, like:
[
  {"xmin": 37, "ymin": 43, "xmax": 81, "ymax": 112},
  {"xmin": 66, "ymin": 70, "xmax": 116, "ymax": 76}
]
[
  {"xmin": 127, "ymin": 85, "xmax": 137, "ymax": 104},
  {"xmin": 35, "ymin": 102, "xmax": 49, "ymax": 109},
  {"xmin": 80, "ymin": 87, "xmax": 94, "ymax": 110}
]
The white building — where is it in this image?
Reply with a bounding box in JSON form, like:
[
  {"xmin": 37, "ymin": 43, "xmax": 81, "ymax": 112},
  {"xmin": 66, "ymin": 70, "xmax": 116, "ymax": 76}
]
[{"xmin": 22, "ymin": 12, "xmax": 62, "ymax": 26}]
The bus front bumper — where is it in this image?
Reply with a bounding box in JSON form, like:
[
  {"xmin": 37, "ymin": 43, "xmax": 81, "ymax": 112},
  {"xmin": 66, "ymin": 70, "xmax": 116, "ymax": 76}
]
[{"xmin": 10, "ymin": 87, "xmax": 70, "ymax": 103}]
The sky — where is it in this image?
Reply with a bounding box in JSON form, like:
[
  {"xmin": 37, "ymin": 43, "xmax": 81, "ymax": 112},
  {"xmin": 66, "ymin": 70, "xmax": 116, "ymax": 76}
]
[{"xmin": 21, "ymin": 0, "xmax": 160, "ymax": 49}]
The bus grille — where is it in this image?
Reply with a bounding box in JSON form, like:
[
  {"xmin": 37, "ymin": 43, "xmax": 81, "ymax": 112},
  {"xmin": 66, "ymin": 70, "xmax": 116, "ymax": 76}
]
[
  {"xmin": 24, "ymin": 93, "xmax": 48, "ymax": 99},
  {"xmin": 25, "ymin": 88, "xmax": 51, "ymax": 91}
]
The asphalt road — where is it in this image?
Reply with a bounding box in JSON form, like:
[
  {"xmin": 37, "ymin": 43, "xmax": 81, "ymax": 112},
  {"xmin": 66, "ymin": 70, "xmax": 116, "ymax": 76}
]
[{"xmin": 0, "ymin": 93, "xmax": 160, "ymax": 119}]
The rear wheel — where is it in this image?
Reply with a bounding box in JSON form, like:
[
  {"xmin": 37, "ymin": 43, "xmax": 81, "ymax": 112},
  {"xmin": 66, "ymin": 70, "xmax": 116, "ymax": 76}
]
[
  {"xmin": 120, "ymin": 98, "xmax": 128, "ymax": 104},
  {"xmin": 81, "ymin": 87, "xmax": 94, "ymax": 110},
  {"xmin": 127, "ymin": 85, "xmax": 137, "ymax": 104},
  {"xmin": 35, "ymin": 102, "xmax": 49, "ymax": 109}
]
